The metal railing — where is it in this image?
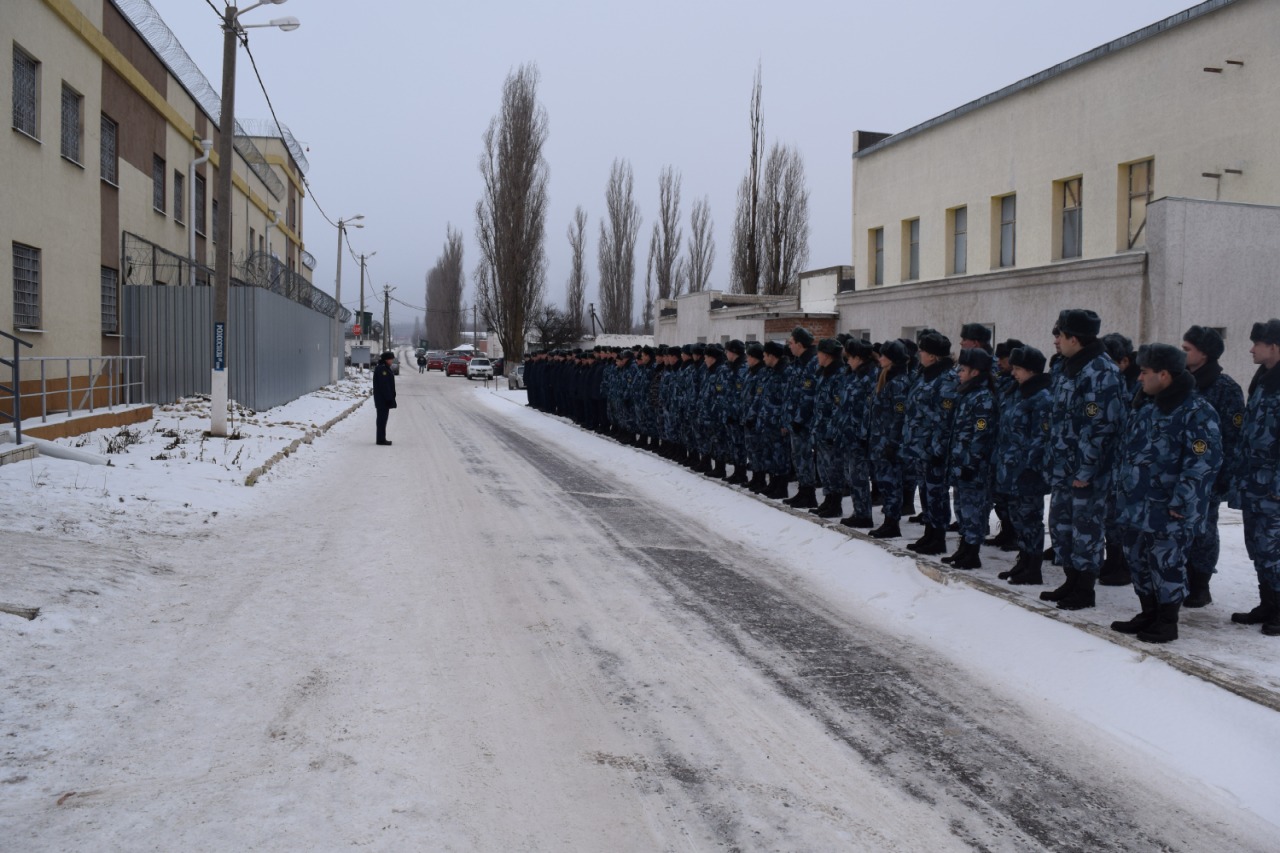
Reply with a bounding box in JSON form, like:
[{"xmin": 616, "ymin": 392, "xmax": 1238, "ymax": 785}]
[
  {"xmin": 12, "ymin": 356, "xmax": 146, "ymax": 425},
  {"xmin": 0, "ymin": 330, "xmax": 35, "ymax": 445}
]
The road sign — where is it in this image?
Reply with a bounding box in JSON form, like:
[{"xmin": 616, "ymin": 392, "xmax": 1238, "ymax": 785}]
[{"xmin": 214, "ymin": 321, "xmax": 225, "ymax": 371}]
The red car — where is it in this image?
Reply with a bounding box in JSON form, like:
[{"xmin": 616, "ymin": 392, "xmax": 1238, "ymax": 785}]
[
  {"xmin": 425, "ymin": 351, "xmax": 447, "ymax": 371},
  {"xmin": 445, "ymin": 357, "xmax": 469, "ymax": 377}
]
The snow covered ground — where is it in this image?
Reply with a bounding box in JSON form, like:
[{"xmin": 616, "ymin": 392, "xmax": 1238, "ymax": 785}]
[{"xmin": 2, "ymin": 368, "xmax": 1279, "ymax": 850}]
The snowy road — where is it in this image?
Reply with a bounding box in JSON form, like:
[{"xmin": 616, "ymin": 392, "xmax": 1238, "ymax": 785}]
[{"xmin": 3, "ymin": 370, "xmax": 1278, "ymax": 851}]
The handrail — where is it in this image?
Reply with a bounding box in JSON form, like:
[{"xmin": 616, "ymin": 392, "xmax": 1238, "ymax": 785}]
[
  {"xmin": 0, "ymin": 330, "xmax": 35, "ymax": 446},
  {"xmin": 15, "ymin": 355, "xmax": 146, "ymax": 428}
]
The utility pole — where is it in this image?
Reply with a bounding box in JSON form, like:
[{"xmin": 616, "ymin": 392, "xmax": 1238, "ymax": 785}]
[
  {"xmin": 382, "ymin": 284, "xmax": 392, "ymax": 353},
  {"xmin": 358, "ymin": 253, "xmax": 368, "ymax": 345},
  {"xmin": 473, "ymin": 304, "xmax": 478, "ymax": 353},
  {"xmin": 332, "ymin": 215, "xmax": 363, "ymax": 383}
]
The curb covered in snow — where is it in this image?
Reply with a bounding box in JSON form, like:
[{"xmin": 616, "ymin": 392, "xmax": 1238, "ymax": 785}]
[{"xmin": 243, "ymin": 396, "xmax": 368, "ymax": 486}]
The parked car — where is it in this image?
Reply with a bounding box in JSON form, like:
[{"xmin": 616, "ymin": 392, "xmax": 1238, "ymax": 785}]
[
  {"xmin": 426, "ymin": 351, "xmax": 447, "ymax": 371},
  {"xmin": 445, "ymin": 357, "xmax": 469, "ymax": 377},
  {"xmin": 491, "ymin": 357, "xmax": 505, "ymax": 376},
  {"xmin": 467, "ymin": 357, "xmax": 494, "ymax": 381},
  {"xmin": 508, "ymin": 363, "xmax": 525, "ymax": 390}
]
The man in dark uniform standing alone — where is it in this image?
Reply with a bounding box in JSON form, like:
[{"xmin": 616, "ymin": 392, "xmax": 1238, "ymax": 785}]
[{"xmin": 373, "ymin": 350, "xmax": 397, "ymax": 446}]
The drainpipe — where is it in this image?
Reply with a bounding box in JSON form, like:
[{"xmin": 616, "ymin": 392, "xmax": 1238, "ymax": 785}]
[{"xmin": 189, "ymin": 139, "xmax": 213, "ymax": 286}]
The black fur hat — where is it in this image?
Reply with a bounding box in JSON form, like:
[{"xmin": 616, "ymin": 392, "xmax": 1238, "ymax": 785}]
[
  {"xmin": 995, "ymin": 338, "xmax": 1025, "ymax": 359},
  {"xmin": 1251, "ymin": 320, "xmax": 1280, "ymax": 345},
  {"xmin": 704, "ymin": 343, "xmax": 725, "ymax": 359},
  {"xmin": 880, "ymin": 339, "xmax": 909, "ymax": 366},
  {"xmin": 1183, "ymin": 325, "xmax": 1225, "ymax": 360},
  {"xmin": 1101, "ymin": 332, "xmax": 1134, "ymax": 364},
  {"xmin": 958, "ymin": 347, "xmax": 993, "ymax": 372},
  {"xmin": 745, "ymin": 342, "xmax": 765, "ymax": 360},
  {"xmin": 380, "ymin": 351, "xmax": 395, "ymax": 362},
  {"xmin": 959, "ymin": 323, "xmax": 992, "ymax": 346},
  {"xmin": 817, "ymin": 337, "xmax": 843, "ymax": 356},
  {"xmin": 763, "ymin": 340, "xmax": 788, "ymax": 358},
  {"xmin": 1136, "ymin": 342, "xmax": 1187, "ymax": 374},
  {"xmin": 1056, "ymin": 309, "xmax": 1102, "ymax": 339},
  {"xmin": 915, "ymin": 327, "xmax": 940, "ymax": 342},
  {"xmin": 790, "ymin": 326, "xmax": 815, "ymax": 346},
  {"xmin": 726, "ymin": 339, "xmax": 746, "ymax": 355},
  {"xmin": 898, "ymin": 337, "xmax": 919, "ymax": 357},
  {"xmin": 917, "ymin": 332, "xmax": 952, "ymax": 358},
  {"xmin": 1009, "ymin": 345, "xmax": 1046, "ymax": 374},
  {"xmin": 844, "ymin": 338, "xmax": 874, "ymax": 361}
]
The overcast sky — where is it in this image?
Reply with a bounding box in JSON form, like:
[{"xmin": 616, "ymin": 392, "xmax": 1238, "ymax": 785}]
[{"xmin": 150, "ymin": 0, "xmax": 1196, "ymax": 328}]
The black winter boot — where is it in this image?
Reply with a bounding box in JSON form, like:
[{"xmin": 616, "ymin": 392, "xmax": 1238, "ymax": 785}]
[
  {"xmin": 1044, "ymin": 546, "xmax": 1059, "ymax": 565},
  {"xmin": 726, "ymin": 465, "xmax": 749, "ymax": 486},
  {"xmin": 788, "ymin": 486, "xmax": 819, "ymax": 509},
  {"xmin": 951, "ymin": 542, "xmax": 983, "ymax": 570},
  {"xmin": 811, "ymin": 492, "xmax": 845, "ymax": 519},
  {"xmin": 1231, "ymin": 585, "xmax": 1277, "ymax": 625},
  {"xmin": 998, "ymin": 551, "xmax": 1026, "ymax": 580},
  {"xmin": 717, "ymin": 462, "xmax": 733, "ymax": 481},
  {"xmin": 748, "ymin": 471, "xmax": 768, "ymax": 493},
  {"xmin": 1040, "ymin": 570, "xmax": 1076, "ymax": 602},
  {"xmin": 1056, "ymin": 572, "xmax": 1096, "ymax": 611},
  {"xmin": 985, "ymin": 525, "xmax": 1017, "ymax": 551},
  {"xmin": 841, "ymin": 514, "xmax": 875, "ymax": 529},
  {"xmin": 1136, "ymin": 601, "xmax": 1181, "ymax": 643},
  {"xmin": 940, "ymin": 542, "xmax": 966, "ymax": 565},
  {"xmin": 869, "ymin": 517, "xmax": 901, "ymax": 539},
  {"xmin": 765, "ymin": 475, "xmax": 790, "ymax": 501},
  {"xmin": 1008, "ymin": 550, "xmax": 1044, "ymax": 585},
  {"xmin": 1183, "ymin": 573, "xmax": 1213, "ymax": 608},
  {"xmin": 1098, "ymin": 537, "xmax": 1131, "ymax": 586},
  {"xmin": 1112, "ymin": 593, "xmax": 1159, "ymax": 635},
  {"xmin": 1263, "ymin": 607, "xmax": 1280, "ymax": 637},
  {"xmin": 907, "ymin": 526, "xmax": 945, "ymax": 555}
]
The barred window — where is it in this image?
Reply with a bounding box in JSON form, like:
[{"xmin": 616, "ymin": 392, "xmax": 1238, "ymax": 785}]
[
  {"xmin": 13, "ymin": 243, "xmax": 41, "ymax": 329},
  {"xmin": 152, "ymin": 155, "xmax": 166, "ymax": 212},
  {"xmin": 60, "ymin": 83, "xmax": 82, "ymax": 164},
  {"xmin": 173, "ymin": 171, "xmax": 185, "ymax": 224},
  {"xmin": 101, "ymin": 267, "xmax": 119, "ymax": 333},
  {"xmin": 100, "ymin": 114, "xmax": 118, "ymax": 183},
  {"xmin": 12, "ymin": 46, "xmax": 38, "ymax": 137},
  {"xmin": 194, "ymin": 174, "xmax": 206, "ymax": 235}
]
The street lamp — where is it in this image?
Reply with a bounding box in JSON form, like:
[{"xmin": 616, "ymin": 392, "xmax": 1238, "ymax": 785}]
[
  {"xmin": 332, "ymin": 214, "xmax": 363, "ymax": 383},
  {"xmin": 210, "ymin": 0, "xmax": 299, "ymax": 436}
]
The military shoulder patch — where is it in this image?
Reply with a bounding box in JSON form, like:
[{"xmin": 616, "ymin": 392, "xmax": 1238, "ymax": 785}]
[
  {"xmin": 1042, "ymin": 420, "xmax": 1051, "ymax": 432},
  {"xmin": 942, "ymin": 399, "xmax": 954, "ymax": 410},
  {"xmin": 894, "ymin": 402, "xmax": 905, "ymax": 413},
  {"xmin": 1233, "ymin": 413, "xmax": 1244, "ymax": 428},
  {"xmin": 804, "ymin": 380, "xmax": 813, "ymax": 388},
  {"xmin": 1192, "ymin": 438, "xmax": 1209, "ymax": 456},
  {"xmin": 1085, "ymin": 401, "xmax": 1101, "ymax": 418},
  {"xmin": 976, "ymin": 418, "xmax": 988, "ymax": 431}
]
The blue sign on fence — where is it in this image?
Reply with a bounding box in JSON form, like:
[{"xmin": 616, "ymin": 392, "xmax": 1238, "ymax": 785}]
[{"xmin": 214, "ymin": 321, "xmax": 225, "ymax": 371}]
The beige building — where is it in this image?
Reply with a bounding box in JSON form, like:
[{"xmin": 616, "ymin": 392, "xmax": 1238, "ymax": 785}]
[
  {"xmin": 844, "ymin": 0, "xmax": 1278, "ymax": 381},
  {"xmin": 3, "ymin": 0, "xmax": 312, "ymax": 415}
]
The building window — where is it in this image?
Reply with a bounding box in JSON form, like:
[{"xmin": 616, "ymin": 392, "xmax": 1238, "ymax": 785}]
[
  {"xmin": 152, "ymin": 155, "xmax": 166, "ymax": 212},
  {"xmin": 871, "ymin": 227, "xmax": 884, "ymax": 286},
  {"xmin": 745, "ymin": 333, "xmax": 757, "ymax": 342},
  {"xmin": 12, "ymin": 46, "xmax": 39, "ymax": 138},
  {"xmin": 950, "ymin": 206, "xmax": 967, "ymax": 275},
  {"xmin": 1059, "ymin": 177, "xmax": 1083, "ymax": 259},
  {"xmin": 60, "ymin": 83, "xmax": 83, "ymax": 164},
  {"xmin": 194, "ymin": 174, "xmax": 206, "ymax": 235},
  {"xmin": 1127, "ymin": 159, "xmax": 1154, "ymax": 250},
  {"xmin": 997, "ymin": 194, "xmax": 1016, "ymax": 268},
  {"xmin": 249, "ymin": 227, "xmax": 257, "ymax": 256},
  {"xmin": 101, "ymin": 267, "xmax": 119, "ymax": 333},
  {"xmin": 100, "ymin": 114, "xmax": 118, "ymax": 184},
  {"xmin": 13, "ymin": 243, "xmax": 41, "ymax": 329},
  {"xmin": 903, "ymin": 218, "xmax": 920, "ymax": 281},
  {"xmin": 173, "ymin": 171, "xmax": 185, "ymax": 225}
]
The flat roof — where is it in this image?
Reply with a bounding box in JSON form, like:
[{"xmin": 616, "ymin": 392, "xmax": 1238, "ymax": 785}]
[{"xmin": 854, "ymin": 0, "xmax": 1239, "ymax": 159}]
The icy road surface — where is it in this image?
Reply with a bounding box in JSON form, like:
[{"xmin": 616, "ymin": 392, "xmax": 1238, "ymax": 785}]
[{"xmin": 3, "ymin": 370, "xmax": 1278, "ymax": 851}]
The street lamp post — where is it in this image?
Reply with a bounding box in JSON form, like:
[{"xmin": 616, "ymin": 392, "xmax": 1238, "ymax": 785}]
[
  {"xmin": 210, "ymin": 1, "xmax": 299, "ymax": 437},
  {"xmin": 332, "ymin": 214, "xmax": 363, "ymax": 383}
]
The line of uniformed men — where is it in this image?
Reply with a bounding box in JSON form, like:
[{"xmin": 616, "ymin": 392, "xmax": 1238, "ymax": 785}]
[{"xmin": 521, "ymin": 311, "xmax": 1280, "ymax": 644}]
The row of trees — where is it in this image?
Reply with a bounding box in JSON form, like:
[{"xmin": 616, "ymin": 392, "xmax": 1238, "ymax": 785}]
[{"xmin": 436, "ymin": 62, "xmax": 809, "ymax": 359}]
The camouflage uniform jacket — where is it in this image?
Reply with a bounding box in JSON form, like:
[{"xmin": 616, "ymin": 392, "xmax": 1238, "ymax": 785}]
[
  {"xmin": 868, "ymin": 365, "xmax": 911, "ymax": 460},
  {"xmin": 1115, "ymin": 370, "xmax": 1222, "ymax": 533},
  {"xmin": 994, "ymin": 373, "xmax": 1053, "ymax": 496},
  {"xmin": 831, "ymin": 364, "xmax": 879, "ymax": 448},
  {"xmin": 1234, "ymin": 364, "xmax": 1280, "ymax": 501},
  {"xmin": 1191, "ymin": 361, "xmax": 1244, "ymax": 495},
  {"xmin": 811, "ymin": 362, "xmax": 845, "ymax": 446},
  {"xmin": 784, "ymin": 346, "xmax": 819, "ymax": 433},
  {"xmin": 756, "ymin": 362, "xmax": 792, "ymax": 437},
  {"xmin": 902, "ymin": 358, "xmax": 958, "ymax": 465},
  {"xmin": 947, "ymin": 377, "xmax": 999, "ymax": 486},
  {"xmin": 1047, "ymin": 340, "xmax": 1126, "ymax": 488}
]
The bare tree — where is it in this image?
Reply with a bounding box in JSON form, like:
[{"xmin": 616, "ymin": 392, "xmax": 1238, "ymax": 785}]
[
  {"xmin": 425, "ymin": 226, "xmax": 465, "ymax": 348},
  {"xmin": 730, "ymin": 64, "xmax": 764, "ymax": 294},
  {"xmin": 474, "ymin": 63, "xmax": 549, "ymax": 362},
  {"xmin": 642, "ymin": 228, "xmax": 656, "ymax": 334},
  {"xmin": 529, "ymin": 304, "xmax": 580, "ymax": 351},
  {"xmin": 687, "ymin": 196, "xmax": 715, "ymax": 293},
  {"xmin": 759, "ymin": 143, "xmax": 810, "ymax": 295},
  {"xmin": 565, "ymin": 206, "xmax": 587, "ymax": 339},
  {"xmin": 651, "ymin": 166, "xmax": 684, "ymax": 301},
  {"xmin": 597, "ymin": 159, "xmax": 641, "ymax": 333}
]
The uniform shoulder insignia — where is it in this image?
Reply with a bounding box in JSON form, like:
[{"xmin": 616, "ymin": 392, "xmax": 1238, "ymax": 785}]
[
  {"xmin": 1233, "ymin": 413, "xmax": 1244, "ymax": 428},
  {"xmin": 804, "ymin": 380, "xmax": 813, "ymax": 388},
  {"xmin": 976, "ymin": 418, "xmax": 988, "ymax": 431},
  {"xmin": 1042, "ymin": 420, "xmax": 1050, "ymax": 432},
  {"xmin": 1192, "ymin": 438, "xmax": 1209, "ymax": 456},
  {"xmin": 894, "ymin": 402, "xmax": 905, "ymax": 413},
  {"xmin": 716, "ymin": 384, "xmax": 723, "ymax": 392},
  {"xmin": 942, "ymin": 399, "xmax": 954, "ymax": 410},
  {"xmin": 1085, "ymin": 401, "xmax": 1101, "ymax": 418}
]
